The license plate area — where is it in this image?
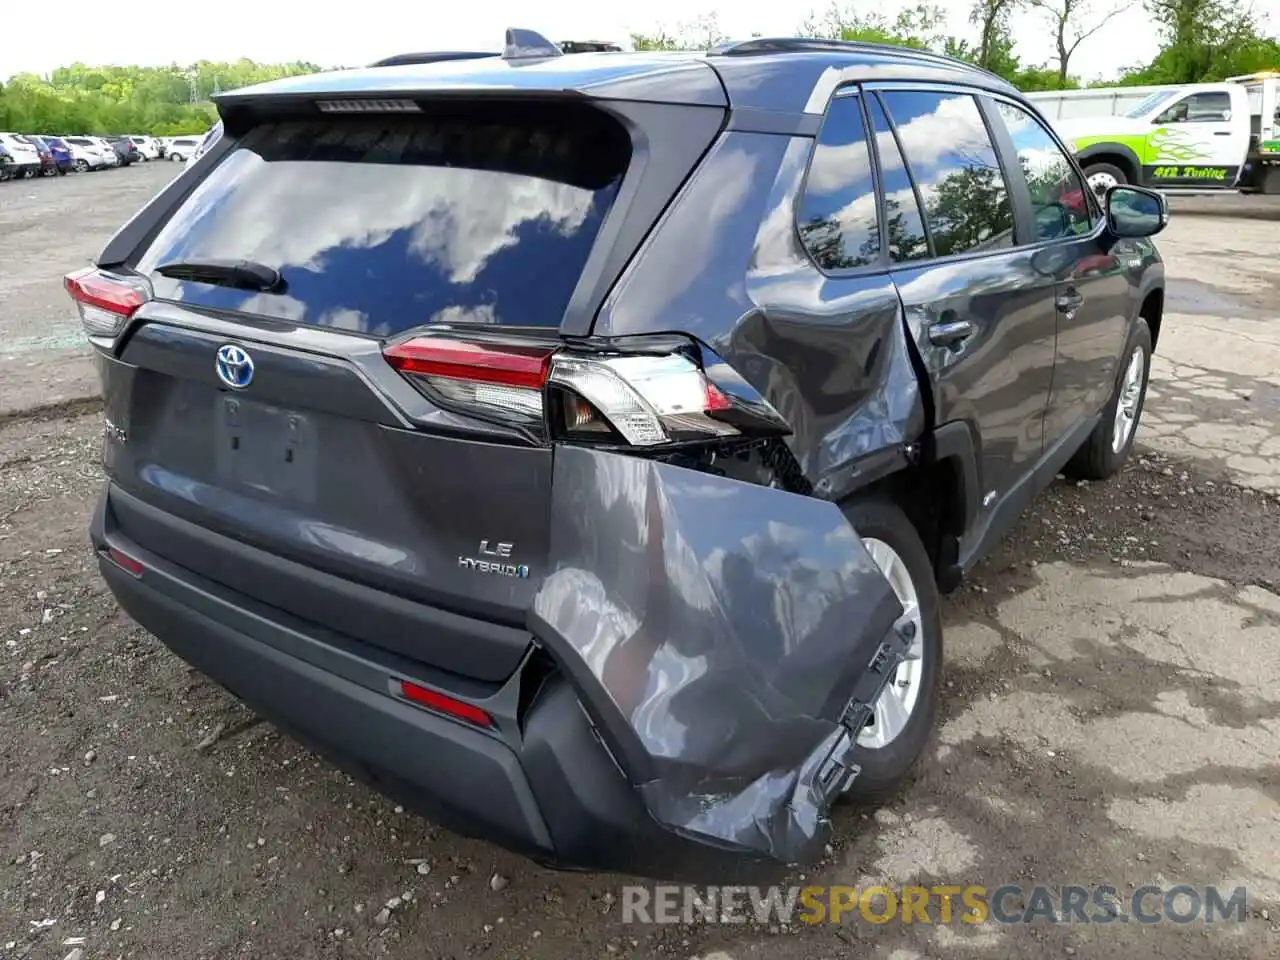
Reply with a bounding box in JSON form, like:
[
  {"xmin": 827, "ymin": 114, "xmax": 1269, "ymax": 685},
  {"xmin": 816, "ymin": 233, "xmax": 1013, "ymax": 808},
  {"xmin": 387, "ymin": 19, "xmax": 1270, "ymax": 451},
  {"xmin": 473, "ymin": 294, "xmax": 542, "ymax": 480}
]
[{"xmin": 214, "ymin": 395, "xmax": 319, "ymax": 503}]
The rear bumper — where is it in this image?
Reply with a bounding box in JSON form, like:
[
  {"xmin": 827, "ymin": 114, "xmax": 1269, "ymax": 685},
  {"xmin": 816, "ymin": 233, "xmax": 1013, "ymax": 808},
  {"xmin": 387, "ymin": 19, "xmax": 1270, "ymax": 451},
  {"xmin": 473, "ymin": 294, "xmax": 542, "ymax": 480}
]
[{"xmin": 90, "ymin": 487, "xmax": 787, "ymax": 880}]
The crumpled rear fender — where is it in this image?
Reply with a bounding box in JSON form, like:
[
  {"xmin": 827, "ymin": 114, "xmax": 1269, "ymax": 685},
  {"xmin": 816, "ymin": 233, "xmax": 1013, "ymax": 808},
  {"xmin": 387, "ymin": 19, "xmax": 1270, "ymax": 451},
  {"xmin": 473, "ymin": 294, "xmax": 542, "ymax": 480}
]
[{"xmin": 529, "ymin": 445, "xmax": 912, "ymax": 868}]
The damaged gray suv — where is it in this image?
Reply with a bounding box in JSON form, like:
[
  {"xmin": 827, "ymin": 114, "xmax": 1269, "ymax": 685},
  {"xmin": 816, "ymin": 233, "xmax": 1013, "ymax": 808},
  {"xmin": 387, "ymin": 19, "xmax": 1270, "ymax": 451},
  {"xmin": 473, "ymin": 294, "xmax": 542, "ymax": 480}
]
[{"xmin": 73, "ymin": 31, "xmax": 1167, "ymax": 879}]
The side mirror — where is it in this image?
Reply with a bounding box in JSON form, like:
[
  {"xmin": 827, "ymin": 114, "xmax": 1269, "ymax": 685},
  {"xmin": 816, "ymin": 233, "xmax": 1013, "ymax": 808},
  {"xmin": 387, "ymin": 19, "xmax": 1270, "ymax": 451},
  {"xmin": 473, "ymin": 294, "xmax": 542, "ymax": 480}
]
[
  {"xmin": 1034, "ymin": 202, "xmax": 1071, "ymax": 237},
  {"xmin": 1106, "ymin": 185, "xmax": 1168, "ymax": 238}
]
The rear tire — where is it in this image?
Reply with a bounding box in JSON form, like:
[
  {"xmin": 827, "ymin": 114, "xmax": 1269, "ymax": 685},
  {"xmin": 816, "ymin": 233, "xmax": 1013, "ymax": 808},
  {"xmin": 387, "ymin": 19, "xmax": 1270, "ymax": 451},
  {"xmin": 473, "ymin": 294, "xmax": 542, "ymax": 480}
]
[
  {"xmin": 1066, "ymin": 318, "xmax": 1152, "ymax": 481},
  {"xmin": 840, "ymin": 496, "xmax": 943, "ymax": 805}
]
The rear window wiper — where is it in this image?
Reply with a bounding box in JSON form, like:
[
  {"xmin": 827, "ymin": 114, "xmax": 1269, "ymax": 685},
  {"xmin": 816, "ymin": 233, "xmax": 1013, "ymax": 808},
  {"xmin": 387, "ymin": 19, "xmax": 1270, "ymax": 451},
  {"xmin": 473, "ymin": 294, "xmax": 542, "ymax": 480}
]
[{"xmin": 155, "ymin": 258, "xmax": 286, "ymax": 293}]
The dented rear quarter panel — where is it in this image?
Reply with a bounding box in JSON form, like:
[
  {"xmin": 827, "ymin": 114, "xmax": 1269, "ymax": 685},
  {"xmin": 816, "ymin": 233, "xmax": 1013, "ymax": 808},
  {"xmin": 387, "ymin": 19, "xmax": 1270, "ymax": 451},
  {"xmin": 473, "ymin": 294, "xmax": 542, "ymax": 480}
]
[
  {"xmin": 593, "ymin": 131, "xmax": 926, "ymax": 503},
  {"xmin": 529, "ymin": 446, "xmax": 907, "ymax": 864}
]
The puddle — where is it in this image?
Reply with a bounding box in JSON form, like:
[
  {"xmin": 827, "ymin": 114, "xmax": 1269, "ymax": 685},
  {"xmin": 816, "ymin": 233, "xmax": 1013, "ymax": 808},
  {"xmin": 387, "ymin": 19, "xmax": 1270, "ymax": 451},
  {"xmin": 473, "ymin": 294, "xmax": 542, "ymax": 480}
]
[{"xmin": 1164, "ymin": 278, "xmax": 1260, "ymax": 318}]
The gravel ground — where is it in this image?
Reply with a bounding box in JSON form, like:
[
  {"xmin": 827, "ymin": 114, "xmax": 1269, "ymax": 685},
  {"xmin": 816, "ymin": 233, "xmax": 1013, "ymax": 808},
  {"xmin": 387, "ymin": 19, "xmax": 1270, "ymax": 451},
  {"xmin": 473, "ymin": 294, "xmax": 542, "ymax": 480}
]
[{"xmin": 1, "ymin": 160, "xmax": 1278, "ymax": 960}]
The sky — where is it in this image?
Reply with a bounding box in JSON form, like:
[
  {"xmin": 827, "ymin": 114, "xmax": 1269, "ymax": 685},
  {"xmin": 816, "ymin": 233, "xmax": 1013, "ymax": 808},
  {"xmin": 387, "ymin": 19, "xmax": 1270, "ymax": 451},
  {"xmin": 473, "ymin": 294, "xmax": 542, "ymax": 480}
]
[{"xmin": 3, "ymin": 0, "xmax": 1176, "ymax": 84}]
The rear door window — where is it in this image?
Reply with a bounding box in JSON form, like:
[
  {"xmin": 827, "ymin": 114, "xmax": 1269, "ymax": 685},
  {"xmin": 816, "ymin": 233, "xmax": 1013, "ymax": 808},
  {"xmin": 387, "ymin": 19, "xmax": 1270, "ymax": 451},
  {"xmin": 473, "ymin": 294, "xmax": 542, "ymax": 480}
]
[
  {"xmin": 878, "ymin": 90, "xmax": 1016, "ymax": 258},
  {"xmin": 797, "ymin": 92, "xmax": 880, "ymax": 271},
  {"xmin": 136, "ymin": 105, "xmax": 631, "ymax": 334},
  {"xmin": 866, "ymin": 95, "xmax": 931, "ymax": 262}
]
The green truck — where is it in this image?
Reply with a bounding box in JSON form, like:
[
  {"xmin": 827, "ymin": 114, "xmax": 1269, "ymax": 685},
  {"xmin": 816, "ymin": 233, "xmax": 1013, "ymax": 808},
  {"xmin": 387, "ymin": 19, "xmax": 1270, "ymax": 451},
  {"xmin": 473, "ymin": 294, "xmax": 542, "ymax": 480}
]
[{"xmin": 1027, "ymin": 72, "xmax": 1280, "ymax": 196}]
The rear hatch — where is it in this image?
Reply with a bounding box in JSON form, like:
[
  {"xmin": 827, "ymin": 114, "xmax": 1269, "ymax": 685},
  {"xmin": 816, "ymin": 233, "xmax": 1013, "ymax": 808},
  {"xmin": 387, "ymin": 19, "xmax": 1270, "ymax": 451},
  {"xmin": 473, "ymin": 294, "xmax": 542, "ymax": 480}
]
[{"xmin": 92, "ymin": 84, "xmax": 724, "ymax": 683}]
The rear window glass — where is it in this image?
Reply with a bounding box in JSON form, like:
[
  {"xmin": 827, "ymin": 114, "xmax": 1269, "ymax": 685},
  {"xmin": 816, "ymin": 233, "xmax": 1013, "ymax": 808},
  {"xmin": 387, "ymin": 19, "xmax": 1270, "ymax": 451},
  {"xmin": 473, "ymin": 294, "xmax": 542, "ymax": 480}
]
[{"xmin": 136, "ymin": 105, "xmax": 631, "ymax": 334}]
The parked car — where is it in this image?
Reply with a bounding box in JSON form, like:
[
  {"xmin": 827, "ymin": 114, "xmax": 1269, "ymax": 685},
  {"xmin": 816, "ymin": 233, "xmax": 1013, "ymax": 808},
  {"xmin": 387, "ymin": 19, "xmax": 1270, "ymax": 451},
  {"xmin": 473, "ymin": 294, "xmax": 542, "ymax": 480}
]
[
  {"xmin": 0, "ymin": 132, "xmax": 42, "ymax": 178},
  {"xmin": 62, "ymin": 136, "xmax": 111, "ymax": 171},
  {"xmin": 165, "ymin": 136, "xmax": 202, "ymax": 162},
  {"xmin": 33, "ymin": 135, "xmax": 74, "ymax": 174},
  {"xmin": 128, "ymin": 135, "xmax": 160, "ymax": 160},
  {"xmin": 71, "ymin": 30, "xmax": 1168, "ymax": 880},
  {"xmin": 0, "ymin": 141, "xmax": 12, "ymax": 181},
  {"xmin": 25, "ymin": 135, "xmax": 58, "ymax": 176},
  {"xmin": 88, "ymin": 136, "xmax": 122, "ymax": 167},
  {"xmin": 106, "ymin": 136, "xmax": 142, "ymax": 166},
  {"xmin": 185, "ymin": 121, "xmax": 223, "ymax": 169}
]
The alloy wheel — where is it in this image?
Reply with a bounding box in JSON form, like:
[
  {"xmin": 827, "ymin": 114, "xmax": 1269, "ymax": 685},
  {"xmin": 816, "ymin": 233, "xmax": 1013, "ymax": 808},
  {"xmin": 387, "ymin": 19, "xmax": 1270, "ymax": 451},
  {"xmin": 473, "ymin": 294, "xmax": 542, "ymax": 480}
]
[
  {"xmin": 1111, "ymin": 345, "xmax": 1146, "ymax": 454},
  {"xmin": 856, "ymin": 538, "xmax": 926, "ymax": 749}
]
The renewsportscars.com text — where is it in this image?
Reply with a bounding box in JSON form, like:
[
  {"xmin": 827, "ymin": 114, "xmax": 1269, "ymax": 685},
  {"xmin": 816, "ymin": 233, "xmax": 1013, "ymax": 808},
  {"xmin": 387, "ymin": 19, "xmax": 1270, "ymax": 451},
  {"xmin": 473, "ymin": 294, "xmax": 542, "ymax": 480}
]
[{"xmin": 621, "ymin": 884, "xmax": 1249, "ymax": 925}]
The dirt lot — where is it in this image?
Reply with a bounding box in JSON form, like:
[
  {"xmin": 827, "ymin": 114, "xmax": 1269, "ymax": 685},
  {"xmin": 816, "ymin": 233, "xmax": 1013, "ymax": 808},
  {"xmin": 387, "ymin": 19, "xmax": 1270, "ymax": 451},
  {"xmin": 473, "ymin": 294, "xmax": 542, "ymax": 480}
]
[{"xmin": 1, "ymin": 164, "xmax": 1279, "ymax": 960}]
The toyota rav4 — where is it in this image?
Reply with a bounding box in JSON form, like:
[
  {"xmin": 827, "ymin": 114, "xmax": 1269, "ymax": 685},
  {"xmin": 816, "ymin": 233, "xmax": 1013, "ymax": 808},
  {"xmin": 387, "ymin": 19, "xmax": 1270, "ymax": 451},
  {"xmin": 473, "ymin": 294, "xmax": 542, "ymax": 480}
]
[{"xmin": 72, "ymin": 30, "xmax": 1167, "ymax": 880}]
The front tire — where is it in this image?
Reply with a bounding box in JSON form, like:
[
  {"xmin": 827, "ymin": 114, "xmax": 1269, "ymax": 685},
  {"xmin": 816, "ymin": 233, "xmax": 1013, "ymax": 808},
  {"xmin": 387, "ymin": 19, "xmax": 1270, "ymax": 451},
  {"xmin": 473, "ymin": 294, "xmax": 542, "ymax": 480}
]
[
  {"xmin": 1066, "ymin": 317, "xmax": 1152, "ymax": 480},
  {"xmin": 1084, "ymin": 161, "xmax": 1128, "ymax": 200},
  {"xmin": 841, "ymin": 497, "xmax": 943, "ymax": 805}
]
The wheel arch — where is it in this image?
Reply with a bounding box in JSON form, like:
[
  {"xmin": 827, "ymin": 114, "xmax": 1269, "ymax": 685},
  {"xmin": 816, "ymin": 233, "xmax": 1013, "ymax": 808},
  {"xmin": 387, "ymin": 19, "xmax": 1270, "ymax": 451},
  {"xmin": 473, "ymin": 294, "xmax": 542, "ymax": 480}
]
[
  {"xmin": 1076, "ymin": 143, "xmax": 1142, "ymax": 184},
  {"xmin": 1139, "ymin": 285, "xmax": 1164, "ymax": 350},
  {"xmin": 841, "ymin": 420, "xmax": 980, "ymax": 595}
]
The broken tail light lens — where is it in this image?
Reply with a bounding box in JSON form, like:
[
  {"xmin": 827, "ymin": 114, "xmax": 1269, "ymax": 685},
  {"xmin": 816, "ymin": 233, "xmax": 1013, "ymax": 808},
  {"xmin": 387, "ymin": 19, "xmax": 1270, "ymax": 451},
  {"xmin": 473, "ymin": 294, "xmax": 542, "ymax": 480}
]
[
  {"xmin": 547, "ymin": 353, "xmax": 741, "ymax": 446},
  {"xmin": 64, "ymin": 267, "xmax": 150, "ymax": 339},
  {"xmin": 382, "ymin": 335, "xmax": 788, "ymax": 446}
]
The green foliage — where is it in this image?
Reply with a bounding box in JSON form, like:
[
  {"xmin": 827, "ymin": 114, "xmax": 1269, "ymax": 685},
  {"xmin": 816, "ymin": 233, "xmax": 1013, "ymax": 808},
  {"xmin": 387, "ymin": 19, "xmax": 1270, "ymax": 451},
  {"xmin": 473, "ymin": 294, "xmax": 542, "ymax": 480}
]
[
  {"xmin": 0, "ymin": 60, "xmax": 322, "ymax": 135},
  {"xmin": 1119, "ymin": 1, "xmax": 1280, "ymax": 84},
  {"xmin": 801, "ymin": 2, "xmax": 949, "ymax": 49},
  {"xmin": 6, "ymin": 0, "xmax": 1279, "ymax": 135}
]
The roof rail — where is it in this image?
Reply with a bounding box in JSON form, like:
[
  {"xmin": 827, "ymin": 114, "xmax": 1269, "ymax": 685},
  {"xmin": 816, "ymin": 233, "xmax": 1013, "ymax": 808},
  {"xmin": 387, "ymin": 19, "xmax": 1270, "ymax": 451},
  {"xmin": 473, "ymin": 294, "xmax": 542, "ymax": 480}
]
[
  {"xmin": 710, "ymin": 37, "xmax": 1007, "ymax": 84},
  {"xmin": 370, "ymin": 51, "xmax": 496, "ymax": 68},
  {"xmin": 559, "ymin": 40, "xmax": 624, "ymax": 53}
]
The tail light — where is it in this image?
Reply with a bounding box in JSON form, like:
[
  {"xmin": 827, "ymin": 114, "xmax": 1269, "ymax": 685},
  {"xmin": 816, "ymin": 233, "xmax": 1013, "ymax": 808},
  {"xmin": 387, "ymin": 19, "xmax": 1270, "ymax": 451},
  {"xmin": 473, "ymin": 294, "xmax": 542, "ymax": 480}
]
[
  {"xmin": 64, "ymin": 268, "xmax": 150, "ymax": 339},
  {"xmin": 383, "ymin": 334, "xmax": 789, "ymax": 447},
  {"xmin": 383, "ymin": 337, "xmax": 554, "ymax": 427}
]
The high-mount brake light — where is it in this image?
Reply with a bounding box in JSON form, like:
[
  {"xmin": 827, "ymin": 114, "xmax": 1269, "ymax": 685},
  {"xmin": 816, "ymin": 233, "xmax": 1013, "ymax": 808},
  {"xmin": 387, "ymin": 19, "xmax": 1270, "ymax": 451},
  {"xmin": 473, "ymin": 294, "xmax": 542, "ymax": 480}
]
[
  {"xmin": 316, "ymin": 98, "xmax": 422, "ymax": 114},
  {"xmin": 64, "ymin": 267, "xmax": 149, "ymax": 339}
]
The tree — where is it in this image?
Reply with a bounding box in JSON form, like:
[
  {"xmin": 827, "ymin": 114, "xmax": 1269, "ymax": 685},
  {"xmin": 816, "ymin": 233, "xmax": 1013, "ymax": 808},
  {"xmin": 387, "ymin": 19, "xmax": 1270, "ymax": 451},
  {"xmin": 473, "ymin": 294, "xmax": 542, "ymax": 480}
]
[
  {"xmin": 800, "ymin": 2, "xmax": 950, "ymax": 48},
  {"xmin": 1028, "ymin": 0, "xmax": 1124, "ymax": 85},
  {"xmin": 631, "ymin": 13, "xmax": 727, "ymax": 51},
  {"xmin": 1125, "ymin": 0, "xmax": 1280, "ymax": 83},
  {"xmin": 0, "ymin": 60, "xmax": 321, "ymax": 135},
  {"xmin": 969, "ymin": 0, "xmax": 1024, "ymax": 73}
]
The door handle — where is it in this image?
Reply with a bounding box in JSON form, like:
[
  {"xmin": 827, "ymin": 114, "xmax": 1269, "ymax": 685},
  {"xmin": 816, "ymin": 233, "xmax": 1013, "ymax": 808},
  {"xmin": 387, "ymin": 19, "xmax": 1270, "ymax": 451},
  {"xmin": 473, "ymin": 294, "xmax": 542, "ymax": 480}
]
[
  {"xmin": 1213, "ymin": 131, "xmax": 1231, "ymax": 136},
  {"xmin": 1056, "ymin": 290, "xmax": 1084, "ymax": 314},
  {"xmin": 928, "ymin": 318, "xmax": 975, "ymax": 347}
]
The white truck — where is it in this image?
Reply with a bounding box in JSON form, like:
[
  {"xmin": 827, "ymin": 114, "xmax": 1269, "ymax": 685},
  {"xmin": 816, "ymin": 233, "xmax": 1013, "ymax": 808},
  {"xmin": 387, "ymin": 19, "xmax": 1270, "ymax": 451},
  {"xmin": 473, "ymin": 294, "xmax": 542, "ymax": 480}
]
[{"xmin": 1027, "ymin": 72, "xmax": 1280, "ymax": 196}]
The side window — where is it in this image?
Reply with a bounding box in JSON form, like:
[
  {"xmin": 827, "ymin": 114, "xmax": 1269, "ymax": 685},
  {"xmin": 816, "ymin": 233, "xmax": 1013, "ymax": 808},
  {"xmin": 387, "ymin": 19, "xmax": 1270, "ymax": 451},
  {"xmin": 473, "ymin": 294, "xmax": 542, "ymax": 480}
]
[
  {"xmin": 867, "ymin": 95, "xmax": 930, "ymax": 262},
  {"xmin": 797, "ymin": 93, "xmax": 880, "ymax": 271},
  {"xmin": 1156, "ymin": 92, "xmax": 1232, "ymax": 124},
  {"xmin": 879, "ymin": 90, "xmax": 1015, "ymax": 258},
  {"xmin": 994, "ymin": 100, "xmax": 1096, "ymax": 242}
]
